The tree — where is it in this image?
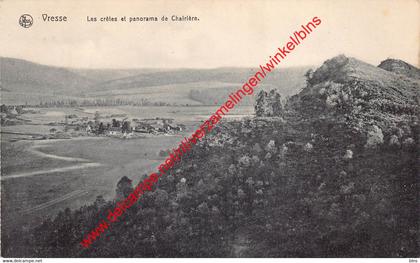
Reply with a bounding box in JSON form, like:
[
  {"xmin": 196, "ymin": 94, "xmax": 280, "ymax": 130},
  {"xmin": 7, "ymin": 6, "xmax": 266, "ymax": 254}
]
[
  {"xmin": 269, "ymin": 90, "xmax": 283, "ymax": 116},
  {"xmin": 255, "ymin": 90, "xmax": 283, "ymax": 117},
  {"xmin": 112, "ymin": 119, "xmax": 119, "ymax": 127},
  {"xmin": 304, "ymin": 69, "xmax": 314, "ymax": 85},
  {"xmin": 64, "ymin": 115, "xmax": 69, "ymax": 132},
  {"xmin": 116, "ymin": 176, "xmax": 133, "ymax": 200},
  {"xmin": 94, "ymin": 111, "xmax": 100, "ymax": 125},
  {"xmin": 94, "ymin": 195, "xmax": 106, "ymax": 209},
  {"xmin": 255, "ymin": 90, "xmax": 267, "ymax": 117},
  {"xmin": 15, "ymin": 105, "xmax": 24, "ymax": 114},
  {"xmin": 0, "ymin": 104, "xmax": 8, "ymax": 113},
  {"xmin": 122, "ymin": 121, "xmax": 131, "ymax": 133},
  {"xmin": 97, "ymin": 122, "xmax": 105, "ymax": 134}
]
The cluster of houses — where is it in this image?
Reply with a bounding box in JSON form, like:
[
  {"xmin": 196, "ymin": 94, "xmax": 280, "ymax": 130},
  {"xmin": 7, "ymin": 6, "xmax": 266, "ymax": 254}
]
[
  {"xmin": 132, "ymin": 118, "xmax": 184, "ymax": 134},
  {"xmin": 0, "ymin": 104, "xmax": 31, "ymax": 126},
  {"xmin": 55, "ymin": 116, "xmax": 185, "ymax": 138}
]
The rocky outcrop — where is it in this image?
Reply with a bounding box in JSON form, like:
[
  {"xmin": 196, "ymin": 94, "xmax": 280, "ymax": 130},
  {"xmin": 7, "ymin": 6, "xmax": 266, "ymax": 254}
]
[
  {"xmin": 378, "ymin": 58, "xmax": 420, "ymax": 80},
  {"xmin": 294, "ymin": 55, "xmax": 419, "ymax": 149}
]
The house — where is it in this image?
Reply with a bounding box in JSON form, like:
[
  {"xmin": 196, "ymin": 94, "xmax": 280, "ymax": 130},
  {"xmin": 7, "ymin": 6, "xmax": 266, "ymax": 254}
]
[
  {"xmin": 122, "ymin": 131, "xmax": 134, "ymax": 138},
  {"xmin": 134, "ymin": 122, "xmax": 155, "ymax": 133},
  {"xmin": 9, "ymin": 107, "xmax": 18, "ymax": 115},
  {"xmin": 108, "ymin": 127, "xmax": 120, "ymax": 136},
  {"xmin": 167, "ymin": 124, "xmax": 182, "ymax": 131},
  {"xmin": 142, "ymin": 118, "xmax": 174, "ymax": 126},
  {"xmin": 86, "ymin": 125, "xmax": 92, "ymax": 133}
]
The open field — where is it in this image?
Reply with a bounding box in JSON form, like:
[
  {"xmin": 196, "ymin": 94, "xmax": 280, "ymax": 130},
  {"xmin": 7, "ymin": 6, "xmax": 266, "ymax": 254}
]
[
  {"xmin": 2, "ymin": 105, "xmax": 254, "ymax": 126},
  {"xmin": 1, "ymin": 105, "xmax": 254, "ymax": 241},
  {"xmin": 1, "ymin": 132, "xmax": 183, "ymax": 238}
]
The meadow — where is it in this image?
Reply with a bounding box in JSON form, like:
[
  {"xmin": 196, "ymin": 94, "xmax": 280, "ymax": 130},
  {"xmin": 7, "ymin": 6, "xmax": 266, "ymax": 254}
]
[{"xmin": 1, "ymin": 105, "xmax": 254, "ymax": 242}]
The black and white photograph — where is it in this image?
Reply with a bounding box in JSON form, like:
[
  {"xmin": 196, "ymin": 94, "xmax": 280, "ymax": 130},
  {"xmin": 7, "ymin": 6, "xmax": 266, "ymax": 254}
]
[{"xmin": 0, "ymin": 0, "xmax": 419, "ymax": 261}]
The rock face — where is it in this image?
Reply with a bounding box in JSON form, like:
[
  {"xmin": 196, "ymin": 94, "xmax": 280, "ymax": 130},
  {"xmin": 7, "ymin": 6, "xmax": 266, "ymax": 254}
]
[{"xmin": 378, "ymin": 58, "xmax": 420, "ymax": 80}]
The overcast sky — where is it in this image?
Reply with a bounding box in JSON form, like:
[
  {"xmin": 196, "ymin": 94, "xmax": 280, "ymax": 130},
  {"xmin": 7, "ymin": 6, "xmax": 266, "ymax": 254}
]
[{"xmin": 0, "ymin": 0, "xmax": 418, "ymax": 69}]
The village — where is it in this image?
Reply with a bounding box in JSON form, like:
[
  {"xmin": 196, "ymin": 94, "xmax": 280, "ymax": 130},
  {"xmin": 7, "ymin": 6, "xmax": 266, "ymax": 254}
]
[
  {"xmin": 1, "ymin": 105, "xmax": 185, "ymax": 140},
  {"xmin": 56, "ymin": 112, "xmax": 186, "ymax": 139}
]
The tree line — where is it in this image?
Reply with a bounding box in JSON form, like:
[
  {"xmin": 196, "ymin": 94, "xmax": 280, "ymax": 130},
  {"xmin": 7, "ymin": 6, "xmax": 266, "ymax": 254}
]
[{"xmin": 33, "ymin": 98, "xmax": 174, "ymax": 107}]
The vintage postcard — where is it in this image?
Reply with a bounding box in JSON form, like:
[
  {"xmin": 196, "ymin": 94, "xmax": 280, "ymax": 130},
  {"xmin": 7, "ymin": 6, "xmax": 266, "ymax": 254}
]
[{"xmin": 0, "ymin": 0, "xmax": 419, "ymax": 261}]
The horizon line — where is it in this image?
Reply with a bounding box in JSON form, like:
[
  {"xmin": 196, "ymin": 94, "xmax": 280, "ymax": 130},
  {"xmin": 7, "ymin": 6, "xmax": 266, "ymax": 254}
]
[{"xmin": 0, "ymin": 56, "xmax": 315, "ymax": 71}]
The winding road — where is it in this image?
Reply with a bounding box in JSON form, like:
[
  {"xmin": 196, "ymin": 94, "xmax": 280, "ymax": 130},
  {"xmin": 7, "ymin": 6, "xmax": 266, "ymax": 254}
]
[
  {"xmin": 2, "ymin": 139, "xmax": 102, "ymax": 214},
  {"xmin": 1, "ymin": 139, "xmax": 103, "ymax": 181}
]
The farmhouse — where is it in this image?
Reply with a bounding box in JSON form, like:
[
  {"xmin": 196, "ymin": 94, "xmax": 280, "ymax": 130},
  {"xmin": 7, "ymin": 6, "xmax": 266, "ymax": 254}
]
[{"xmin": 108, "ymin": 127, "xmax": 121, "ymax": 136}]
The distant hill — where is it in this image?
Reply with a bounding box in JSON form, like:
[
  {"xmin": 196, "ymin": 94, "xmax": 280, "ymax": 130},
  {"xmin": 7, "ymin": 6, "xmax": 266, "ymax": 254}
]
[
  {"xmin": 0, "ymin": 57, "xmax": 94, "ymax": 104},
  {"xmin": 90, "ymin": 67, "xmax": 310, "ymax": 92},
  {"xmin": 69, "ymin": 68, "xmax": 169, "ymax": 83},
  {"xmin": 378, "ymin": 58, "xmax": 420, "ymax": 80},
  {"xmin": 0, "ymin": 57, "xmax": 94, "ymax": 93},
  {"xmin": 0, "ymin": 57, "xmax": 311, "ymax": 105},
  {"xmin": 84, "ymin": 67, "xmax": 311, "ymax": 105}
]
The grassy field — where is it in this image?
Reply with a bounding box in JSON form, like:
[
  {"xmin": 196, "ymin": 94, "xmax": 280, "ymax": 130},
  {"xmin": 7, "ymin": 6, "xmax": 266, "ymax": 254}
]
[
  {"xmin": 1, "ymin": 134, "xmax": 183, "ymax": 236},
  {"xmin": 1, "ymin": 105, "xmax": 253, "ymax": 240}
]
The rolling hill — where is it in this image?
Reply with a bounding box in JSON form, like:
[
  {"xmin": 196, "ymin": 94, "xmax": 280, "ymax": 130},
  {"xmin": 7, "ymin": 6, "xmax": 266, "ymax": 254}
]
[
  {"xmin": 0, "ymin": 57, "xmax": 94, "ymax": 105},
  {"xmin": 0, "ymin": 57, "xmax": 93, "ymax": 94},
  {"xmin": 1, "ymin": 57, "xmax": 310, "ymax": 105}
]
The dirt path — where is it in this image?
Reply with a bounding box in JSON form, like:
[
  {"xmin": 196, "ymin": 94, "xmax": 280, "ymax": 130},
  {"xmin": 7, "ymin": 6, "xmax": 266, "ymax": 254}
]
[
  {"xmin": 1, "ymin": 139, "xmax": 103, "ymax": 180},
  {"xmin": 29, "ymin": 143, "xmax": 89, "ymax": 162},
  {"xmin": 1, "ymin": 163, "xmax": 102, "ymax": 180}
]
